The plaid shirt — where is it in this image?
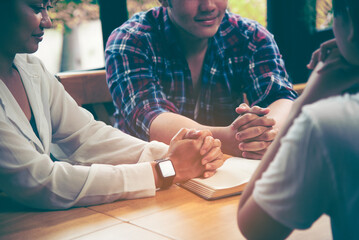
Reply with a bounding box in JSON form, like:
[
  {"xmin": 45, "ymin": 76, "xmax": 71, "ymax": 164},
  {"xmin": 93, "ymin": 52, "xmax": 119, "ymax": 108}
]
[{"xmin": 105, "ymin": 7, "xmax": 297, "ymax": 141}]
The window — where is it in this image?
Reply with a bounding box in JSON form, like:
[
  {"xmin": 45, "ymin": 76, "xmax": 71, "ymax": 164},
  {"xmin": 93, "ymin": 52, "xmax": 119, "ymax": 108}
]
[
  {"xmin": 34, "ymin": 0, "xmax": 104, "ymax": 73},
  {"xmin": 316, "ymin": 0, "xmax": 333, "ymax": 30},
  {"xmin": 228, "ymin": 0, "xmax": 267, "ymax": 27},
  {"xmin": 267, "ymin": 0, "xmax": 334, "ymax": 84},
  {"xmin": 127, "ymin": 0, "xmax": 157, "ymax": 17}
]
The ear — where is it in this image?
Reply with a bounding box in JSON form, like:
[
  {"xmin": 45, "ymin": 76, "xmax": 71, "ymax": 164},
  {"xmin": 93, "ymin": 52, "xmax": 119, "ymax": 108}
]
[
  {"xmin": 158, "ymin": 0, "xmax": 169, "ymax": 7},
  {"xmin": 346, "ymin": 7, "xmax": 358, "ymax": 43}
]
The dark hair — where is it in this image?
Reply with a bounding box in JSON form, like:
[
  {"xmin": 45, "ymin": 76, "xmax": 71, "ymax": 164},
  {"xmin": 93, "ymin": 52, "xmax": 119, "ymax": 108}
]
[
  {"xmin": 333, "ymin": 0, "xmax": 359, "ymax": 33},
  {"xmin": 333, "ymin": 0, "xmax": 359, "ymax": 17},
  {"xmin": 0, "ymin": 1, "xmax": 17, "ymax": 19},
  {"xmin": 0, "ymin": 1, "xmax": 19, "ymax": 43}
]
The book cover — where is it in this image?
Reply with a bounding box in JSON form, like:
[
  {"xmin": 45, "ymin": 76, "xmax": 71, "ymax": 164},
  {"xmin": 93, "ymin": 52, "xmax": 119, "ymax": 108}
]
[{"xmin": 180, "ymin": 157, "xmax": 260, "ymax": 200}]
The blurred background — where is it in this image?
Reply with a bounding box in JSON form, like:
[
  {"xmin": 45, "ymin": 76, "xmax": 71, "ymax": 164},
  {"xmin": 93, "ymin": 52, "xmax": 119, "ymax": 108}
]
[{"xmin": 34, "ymin": 0, "xmax": 333, "ymax": 84}]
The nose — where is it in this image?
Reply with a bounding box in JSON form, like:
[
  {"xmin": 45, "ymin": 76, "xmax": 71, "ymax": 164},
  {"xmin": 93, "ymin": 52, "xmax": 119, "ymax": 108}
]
[
  {"xmin": 199, "ymin": 0, "xmax": 216, "ymax": 13},
  {"xmin": 40, "ymin": 10, "xmax": 53, "ymax": 29}
]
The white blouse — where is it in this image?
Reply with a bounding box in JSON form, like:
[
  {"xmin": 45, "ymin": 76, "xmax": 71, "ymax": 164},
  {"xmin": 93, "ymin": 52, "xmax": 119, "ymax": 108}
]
[{"xmin": 0, "ymin": 54, "xmax": 168, "ymax": 209}]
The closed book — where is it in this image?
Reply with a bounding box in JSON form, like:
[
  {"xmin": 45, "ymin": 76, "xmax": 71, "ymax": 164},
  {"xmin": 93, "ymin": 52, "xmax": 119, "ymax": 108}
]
[{"xmin": 180, "ymin": 157, "xmax": 259, "ymax": 200}]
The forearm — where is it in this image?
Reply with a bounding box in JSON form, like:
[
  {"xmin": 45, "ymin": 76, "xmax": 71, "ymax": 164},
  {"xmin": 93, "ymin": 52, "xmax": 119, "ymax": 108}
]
[
  {"xmin": 1, "ymin": 139, "xmax": 157, "ymax": 209},
  {"xmin": 150, "ymin": 112, "xmax": 233, "ymax": 144},
  {"xmin": 239, "ymin": 100, "xmax": 303, "ymax": 208},
  {"xmin": 150, "ymin": 112, "xmax": 205, "ymax": 143},
  {"xmin": 266, "ymin": 99, "xmax": 293, "ymax": 131},
  {"xmin": 150, "ymin": 112, "xmax": 240, "ymax": 155}
]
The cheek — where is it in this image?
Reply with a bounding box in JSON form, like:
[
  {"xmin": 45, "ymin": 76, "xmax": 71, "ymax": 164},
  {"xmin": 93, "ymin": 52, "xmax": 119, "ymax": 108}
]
[
  {"xmin": 217, "ymin": 0, "xmax": 228, "ymax": 11},
  {"xmin": 18, "ymin": 5, "xmax": 42, "ymax": 30},
  {"xmin": 172, "ymin": 7, "xmax": 196, "ymax": 27},
  {"xmin": 181, "ymin": 3, "xmax": 198, "ymax": 18},
  {"xmin": 333, "ymin": 18, "xmax": 347, "ymax": 55},
  {"xmin": 22, "ymin": 12, "xmax": 41, "ymax": 30},
  {"xmin": 332, "ymin": 17, "xmax": 359, "ymax": 64}
]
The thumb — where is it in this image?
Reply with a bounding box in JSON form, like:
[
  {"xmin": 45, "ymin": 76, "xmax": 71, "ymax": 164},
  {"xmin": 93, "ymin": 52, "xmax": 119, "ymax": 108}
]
[
  {"xmin": 235, "ymin": 103, "xmax": 250, "ymax": 114},
  {"xmin": 170, "ymin": 128, "xmax": 189, "ymax": 142},
  {"xmin": 184, "ymin": 129, "xmax": 201, "ymax": 139}
]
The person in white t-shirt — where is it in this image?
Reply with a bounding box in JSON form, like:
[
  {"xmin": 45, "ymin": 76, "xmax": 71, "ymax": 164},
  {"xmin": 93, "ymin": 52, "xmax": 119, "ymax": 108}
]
[{"xmin": 237, "ymin": 0, "xmax": 359, "ymax": 239}]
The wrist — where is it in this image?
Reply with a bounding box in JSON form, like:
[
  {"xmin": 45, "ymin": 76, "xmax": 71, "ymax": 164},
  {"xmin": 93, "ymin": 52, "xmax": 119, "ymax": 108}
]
[
  {"xmin": 151, "ymin": 161, "xmax": 163, "ymax": 189},
  {"xmin": 153, "ymin": 159, "xmax": 176, "ymax": 189},
  {"xmin": 208, "ymin": 126, "xmax": 227, "ymax": 140}
]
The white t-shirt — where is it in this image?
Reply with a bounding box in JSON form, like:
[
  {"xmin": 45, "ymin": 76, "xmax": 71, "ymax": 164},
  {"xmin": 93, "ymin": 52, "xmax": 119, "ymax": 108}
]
[{"xmin": 253, "ymin": 93, "xmax": 359, "ymax": 240}]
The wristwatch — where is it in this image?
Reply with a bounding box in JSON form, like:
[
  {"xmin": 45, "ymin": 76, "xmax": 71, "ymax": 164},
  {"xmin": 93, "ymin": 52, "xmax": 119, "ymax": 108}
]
[{"xmin": 155, "ymin": 159, "xmax": 176, "ymax": 189}]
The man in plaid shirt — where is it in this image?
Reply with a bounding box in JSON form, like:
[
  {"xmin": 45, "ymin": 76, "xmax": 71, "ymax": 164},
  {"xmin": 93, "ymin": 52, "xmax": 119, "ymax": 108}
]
[{"xmin": 105, "ymin": 0, "xmax": 297, "ymax": 159}]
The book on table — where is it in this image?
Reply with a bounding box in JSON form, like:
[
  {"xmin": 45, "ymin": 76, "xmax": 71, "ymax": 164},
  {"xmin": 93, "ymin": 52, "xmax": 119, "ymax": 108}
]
[{"xmin": 180, "ymin": 157, "xmax": 260, "ymax": 200}]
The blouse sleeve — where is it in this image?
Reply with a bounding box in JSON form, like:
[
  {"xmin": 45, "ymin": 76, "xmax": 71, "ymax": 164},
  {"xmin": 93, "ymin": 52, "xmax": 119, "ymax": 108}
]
[{"xmin": 0, "ymin": 56, "xmax": 168, "ymax": 209}]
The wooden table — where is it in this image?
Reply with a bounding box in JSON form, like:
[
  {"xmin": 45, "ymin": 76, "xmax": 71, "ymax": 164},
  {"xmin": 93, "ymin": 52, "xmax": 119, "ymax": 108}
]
[{"xmin": 0, "ymin": 186, "xmax": 332, "ymax": 240}]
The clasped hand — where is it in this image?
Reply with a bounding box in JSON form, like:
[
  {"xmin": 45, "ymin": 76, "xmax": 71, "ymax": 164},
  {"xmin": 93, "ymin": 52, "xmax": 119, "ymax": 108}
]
[
  {"xmin": 303, "ymin": 38, "xmax": 359, "ymax": 105},
  {"xmin": 230, "ymin": 103, "xmax": 276, "ymax": 159},
  {"xmin": 166, "ymin": 128, "xmax": 224, "ymax": 183}
]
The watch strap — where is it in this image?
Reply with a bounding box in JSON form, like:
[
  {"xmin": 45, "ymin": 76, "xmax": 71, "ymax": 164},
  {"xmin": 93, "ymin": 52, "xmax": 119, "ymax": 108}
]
[{"xmin": 155, "ymin": 159, "xmax": 175, "ymax": 189}]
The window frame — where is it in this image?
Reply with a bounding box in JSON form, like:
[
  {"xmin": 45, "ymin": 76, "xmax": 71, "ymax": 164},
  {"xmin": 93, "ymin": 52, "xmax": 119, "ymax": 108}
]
[
  {"xmin": 267, "ymin": 0, "xmax": 334, "ymax": 84},
  {"xmin": 98, "ymin": 0, "xmax": 129, "ymax": 50}
]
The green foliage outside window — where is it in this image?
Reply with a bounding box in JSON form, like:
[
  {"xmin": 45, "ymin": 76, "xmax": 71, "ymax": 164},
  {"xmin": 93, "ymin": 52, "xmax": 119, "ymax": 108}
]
[
  {"xmin": 304, "ymin": 0, "xmax": 333, "ymax": 31},
  {"xmin": 316, "ymin": 0, "xmax": 332, "ymax": 30},
  {"xmin": 127, "ymin": 0, "xmax": 158, "ymax": 16},
  {"xmin": 51, "ymin": 0, "xmax": 99, "ymax": 32},
  {"xmin": 52, "ymin": 0, "xmax": 268, "ymax": 32},
  {"xmin": 228, "ymin": 0, "xmax": 267, "ymax": 27}
]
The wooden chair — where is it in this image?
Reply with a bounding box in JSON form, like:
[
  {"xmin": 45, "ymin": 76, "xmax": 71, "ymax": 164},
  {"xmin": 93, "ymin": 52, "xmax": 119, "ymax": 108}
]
[
  {"xmin": 55, "ymin": 69, "xmax": 115, "ymax": 125},
  {"xmin": 56, "ymin": 69, "xmax": 307, "ymax": 126},
  {"xmin": 293, "ymin": 83, "xmax": 306, "ymax": 95},
  {"xmin": 243, "ymin": 82, "xmax": 306, "ymax": 105}
]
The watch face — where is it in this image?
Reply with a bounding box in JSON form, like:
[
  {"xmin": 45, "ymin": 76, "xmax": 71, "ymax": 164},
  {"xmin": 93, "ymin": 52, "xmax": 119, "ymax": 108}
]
[{"xmin": 158, "ymin": 160, "xmax": 175, "ymax": 178}]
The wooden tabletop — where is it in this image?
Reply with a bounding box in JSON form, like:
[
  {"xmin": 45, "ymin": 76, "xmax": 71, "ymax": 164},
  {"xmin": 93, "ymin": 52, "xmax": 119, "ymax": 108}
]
[{"xmin": 0, "ymin": 186, "xmax": 332, "ymax": 240}]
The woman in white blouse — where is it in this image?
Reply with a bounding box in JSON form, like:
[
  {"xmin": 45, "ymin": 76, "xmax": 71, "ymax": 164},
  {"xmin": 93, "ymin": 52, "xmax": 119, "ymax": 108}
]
[{"xmin": 0, "ymin": 0, "xmax": 224, "ymax": 209}]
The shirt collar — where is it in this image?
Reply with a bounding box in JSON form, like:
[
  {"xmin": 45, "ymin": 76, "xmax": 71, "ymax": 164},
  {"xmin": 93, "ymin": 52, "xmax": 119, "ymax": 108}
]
[
  {"xmin": 162, "ymin": 7, "xmax": 181, "ymax": 48},
  {"xmin": 214, "ymin": 12, "xmax": 244, "ymax": 57}
]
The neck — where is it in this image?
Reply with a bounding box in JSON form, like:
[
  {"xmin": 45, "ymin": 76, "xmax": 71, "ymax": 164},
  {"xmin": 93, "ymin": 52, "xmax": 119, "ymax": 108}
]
[
  {"xmin": 169, "ymin": 17, "xmax": 210, "ymax": 57},
  {"xmin": 175, "ymin": 28, "xmax": 209, "ymax": 58},
  {"xmin": 0, "ymin": 51, "xmax": 16, "ymax": 80},
  {"xmin": 183, "ymin": 37, "xmax": 209, "ymax": 58}
]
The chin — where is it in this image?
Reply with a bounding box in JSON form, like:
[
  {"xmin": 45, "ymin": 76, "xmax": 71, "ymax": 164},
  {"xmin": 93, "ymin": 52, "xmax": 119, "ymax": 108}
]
[
  {"xmin": 346, "ymin": 55, "xmax": 359, "ymax": 66},
  {"xmin": 23, "ymin": 40, "xmax": 40, "ymax": 53},
  {"xmin": 24, "ymin": 45, "xmax": 39, "ymax": 54},
  {"xmin": 338, "ymin": 43, "xmax": 359, "ymax": 66},
  {"xmin": 190, "ymin": 27, "xmax": 218, "ymax": 39},
  {"xmin": 196, "ymin": 30, "xmax": 218, "ymax": 39}
]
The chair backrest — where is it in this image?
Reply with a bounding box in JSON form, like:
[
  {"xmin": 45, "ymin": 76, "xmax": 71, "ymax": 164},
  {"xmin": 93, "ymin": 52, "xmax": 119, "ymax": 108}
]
[
  {"xmin": 56, "ymin": 69, "xmax": 306, "ymax": 125},
  {"xmin": 293, "ymin": 83, "xmax": 306, "ymax": 96},
  {"xmin": 55, "ymin": 69, "xmax": 115, "ymax": 125},
  {"xmin": 242, "ymin": 82, "xmax": 306, "ymax": 105}
]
